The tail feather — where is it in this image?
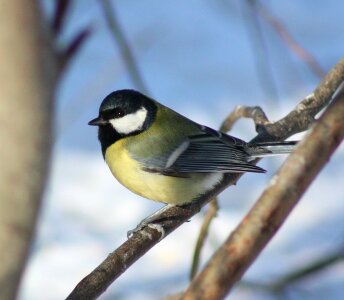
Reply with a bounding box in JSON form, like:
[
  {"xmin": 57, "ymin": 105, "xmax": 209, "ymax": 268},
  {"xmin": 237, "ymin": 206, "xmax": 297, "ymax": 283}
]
[{"xmin": 246, "ymin": 141, "xmax": 297, "ymax": 157}]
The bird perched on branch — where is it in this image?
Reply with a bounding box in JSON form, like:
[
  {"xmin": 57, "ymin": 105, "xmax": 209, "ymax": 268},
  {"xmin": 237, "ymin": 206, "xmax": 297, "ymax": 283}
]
[{"xmin": 89, "ymin": 89, "xmax": 296, "ymax": 234}]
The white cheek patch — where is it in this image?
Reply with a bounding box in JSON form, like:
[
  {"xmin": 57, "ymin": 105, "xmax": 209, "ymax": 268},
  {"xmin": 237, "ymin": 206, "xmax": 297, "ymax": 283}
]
[{"xmin": 109, "ymin": 107, "xmax": 147, "ymax": 134}]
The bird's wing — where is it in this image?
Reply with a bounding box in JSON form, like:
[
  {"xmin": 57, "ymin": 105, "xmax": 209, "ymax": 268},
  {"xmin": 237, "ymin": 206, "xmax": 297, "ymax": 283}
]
[{"xmin": 139, "ymin": 125, "xmax": 265, "ymax": 177}]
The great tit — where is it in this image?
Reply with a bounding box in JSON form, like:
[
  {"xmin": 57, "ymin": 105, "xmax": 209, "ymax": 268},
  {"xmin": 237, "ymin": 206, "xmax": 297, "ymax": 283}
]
[{"xmin": 89, "ymin": 90, "xmax": 295, "ymax": 231}]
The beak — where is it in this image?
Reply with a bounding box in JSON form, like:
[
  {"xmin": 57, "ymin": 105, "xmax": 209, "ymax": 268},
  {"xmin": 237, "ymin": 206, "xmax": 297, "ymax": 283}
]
[{"xmin": 88, "ymin": 116, "xmax": 108, "ymax": 126}]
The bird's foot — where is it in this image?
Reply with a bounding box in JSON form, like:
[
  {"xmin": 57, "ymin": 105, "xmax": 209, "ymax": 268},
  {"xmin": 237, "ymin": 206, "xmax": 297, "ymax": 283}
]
[
  {"xmin": 127, "ymin": 220, "xmax": 149, "ymax": 238},
  {"xmin": 127, "ymin": 204, "xmax": 174, "ymax": 238}
]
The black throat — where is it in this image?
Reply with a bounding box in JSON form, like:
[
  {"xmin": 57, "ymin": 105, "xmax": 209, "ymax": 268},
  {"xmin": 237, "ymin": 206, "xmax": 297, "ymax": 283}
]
[{"xmin": 98, "ymin": 100, "xmax": 157, "ymax": 158}]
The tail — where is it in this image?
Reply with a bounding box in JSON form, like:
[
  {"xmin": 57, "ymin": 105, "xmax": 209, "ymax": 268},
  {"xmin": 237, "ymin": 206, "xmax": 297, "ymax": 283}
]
[{"xmin": 246, "ymin": 141, "xmax": 297, "ymax": 158}]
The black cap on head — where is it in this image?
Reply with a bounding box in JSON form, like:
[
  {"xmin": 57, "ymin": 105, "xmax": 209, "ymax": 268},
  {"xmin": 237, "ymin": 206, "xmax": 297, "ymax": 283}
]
[
  {"xmin": 89, "ymin": 89, "xmax": 157, "ymax": 157},
  {"xmin": 99, "ymin": 89, "xmax": 148, "ymax": 115}
]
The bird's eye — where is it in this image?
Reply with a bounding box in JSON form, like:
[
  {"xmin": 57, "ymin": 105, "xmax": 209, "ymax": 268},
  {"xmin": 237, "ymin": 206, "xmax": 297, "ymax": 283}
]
[
  {"xmin": 114, "ymin": 108, "xmax": 124, "ymax": 118},
  {"xmin": 102, "ymin": 108, "xmax": 125, "ymax": 119}
]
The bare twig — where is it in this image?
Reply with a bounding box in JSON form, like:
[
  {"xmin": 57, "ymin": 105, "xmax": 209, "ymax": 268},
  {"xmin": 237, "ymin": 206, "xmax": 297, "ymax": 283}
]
[
  {"xmin": 251, "ymin": 0, "xmax": 325, "ymax": 78},
  {"xmin": 239, "ymin": 247, "xmax": 344, "ymax": 293},
  {"xmin": 182, "ymin": 81, "xmax": 344, "ymax": 299},
  {"xmin": 99, "ymin": 0, "xmax": 148, "ymax": 93},
  {"xmin": 221, "ymin": 105, "xmax": 270, "ymax": 133},
  {"xmin": 190, "ymin": 199, "xmax": 218, "ymax": 280},
  {"xmin": 67, "ymin": 58, "xmax": 344, "ymax": 300},
  {"xmin": 270, "ymin": 248, "xmax": 344, "ymax": 292},
  {"xmin": 52, "ymin": 0, "xmax": 71, "ymax": 36},
  {"xmin": 50, "ymin": 0, "xmax": 91, "ymax": 74},
  {"xmin": 58, "ymin": 26, "xmax": 92, "ymax": 72},
  {"xmin": 243, "ymin": 0, "xmax": 280, "ymax": 106},
  {"xmin": 253, "ymin": 57, "xmax": 344, "ymax": 142}
]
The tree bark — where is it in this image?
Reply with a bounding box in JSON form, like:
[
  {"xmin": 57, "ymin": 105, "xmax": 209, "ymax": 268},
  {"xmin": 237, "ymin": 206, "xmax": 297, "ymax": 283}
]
[{"xmin": 0, "ymin": 1, "xmax": 56, "ymax": 299}]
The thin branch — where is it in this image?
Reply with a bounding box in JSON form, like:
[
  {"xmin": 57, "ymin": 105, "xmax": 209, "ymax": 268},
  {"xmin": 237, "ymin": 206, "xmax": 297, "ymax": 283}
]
[
  {"xmin": 99, "ymin": 0, "xmax": 148, "ymax": 93},
  {"xmin": 182, "ymin": 81, "xmax": 344, "ymax": 299},
  {"xmin": 58, "ymin": 26, "xmax": 92, "ymax": 72},
  {"xmin": 66, "ymin": 57, "xmax": 344, "ymax": 300},
  {"xmin": 239, "ymin": 247, "xmax": 344, "ymax": 294},
  {"xmin": 52, "ymin": 0, "xmax": 71, "ymax": 36},
  {"xmin": 220, "ymin": 105, "xmax": 270, "ymax": 133},
  {"xmin": 253, "ymin": 57, "xmax": 344, "ymax": 142},
  {"xmin": 50, "ymin": 0, "xmax": 91, "ymax": 75},
  {"xmin": 243, "ymin": 0, "xmax": 280, "ymax": 106},
  {"xmin": 270, "ymin": 248, "xmax": 344, "ymax": 291},
  {"xmin": 190, "ymin": 199, "xmax": 218, "ymax": 280},
  {"xmin": 252, "ymin": 0, "xmax": 325, "ymax": 78}
]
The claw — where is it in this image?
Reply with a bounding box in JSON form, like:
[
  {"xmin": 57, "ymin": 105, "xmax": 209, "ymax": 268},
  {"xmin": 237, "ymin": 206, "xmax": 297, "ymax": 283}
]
[
  {"xmin": 127, "ymin": 220, "xmax": 148, "ymax": 238},
  {"xmin": 127, "ymin": 204, "xmax": 174, "ymax": 239}
]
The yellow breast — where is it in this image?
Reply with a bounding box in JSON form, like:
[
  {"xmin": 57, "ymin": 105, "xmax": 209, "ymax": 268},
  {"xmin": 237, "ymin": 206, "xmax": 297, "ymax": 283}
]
[{"xmin": 104, "ymin": 140, "xmax": 222, "ymax": 205}]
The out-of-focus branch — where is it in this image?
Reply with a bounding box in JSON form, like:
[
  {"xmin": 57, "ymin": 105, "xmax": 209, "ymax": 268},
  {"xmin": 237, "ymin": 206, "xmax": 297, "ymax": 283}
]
[
  {"xmin": 66, "ymin": 58, "xmax": 344, "ymax": 300},
  {"xmin": 58, "ymin": 26, "xmax": 92, "ymax": 72},
  {"xmin": 272, "ymin": 248, "xmax": 344, "ymax": 291},
  {"xmin": 240, "ymin": 247, "xmax": 344, "ymax": 293},
  {"xmin": 243, "ymin": 0, "xmax": 279, "ymax": 106},
  {"xmin": 0, "ymin": 1, "xmax": 57, "ymax": 299},
  {"xmin": 52, "ymin": 0, "xmax": 71, "ymax": 36},
  {"xmin": 99, "ymin": 0, "xmax": 148, "ymax": 94},
  {"xmin": 182, "ymin": 80, "xmax": 344, "ymax": 300},
  {"xmin": 250, "ymin": 0, "xmax": 325, "ymax": 78},
  {"xmin": 190, "ymin": 199, "xmax": 218, "ymax": 280},
  {"xmin": 51, "ymin": 0, "xmax": 91, "ymax": 75}
]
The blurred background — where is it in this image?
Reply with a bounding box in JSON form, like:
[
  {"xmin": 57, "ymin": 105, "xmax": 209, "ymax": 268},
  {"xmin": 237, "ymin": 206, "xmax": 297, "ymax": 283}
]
[{"xmin": 19, "ymin": 1, "xmax": 344, "ymax": 299}]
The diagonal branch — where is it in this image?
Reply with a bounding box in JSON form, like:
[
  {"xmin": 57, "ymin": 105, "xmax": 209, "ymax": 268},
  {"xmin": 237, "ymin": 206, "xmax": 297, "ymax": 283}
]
[
  {"xmin": 66, "ymin": 57, "xmax": 344, "ymax": 300},
  {"xmin": 251, "ymin": 0, "xmax": 325, "ymax": 78},
  {"xmin": 99, "ymin": 0, "xmax": 148, "ymax": 94},
  {"xmin": 182, "ymin": 79, "xmax": 344, "ymax": 299},
  {"xmin": 239, "ymin": 248, "xmax": 344, "ymax": 295}
]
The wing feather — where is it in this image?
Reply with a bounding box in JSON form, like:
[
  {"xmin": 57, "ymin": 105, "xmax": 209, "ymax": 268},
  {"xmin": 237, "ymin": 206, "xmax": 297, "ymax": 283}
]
[{"xmin": 139, "ymin": 125, "xmax": 265, "ymax": 176}]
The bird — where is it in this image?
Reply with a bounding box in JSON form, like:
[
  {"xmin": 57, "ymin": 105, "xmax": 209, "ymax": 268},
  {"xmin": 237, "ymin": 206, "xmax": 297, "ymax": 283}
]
[{"xmin": 89, "ymin": 89, "xmax": 296, "ymax": 235}]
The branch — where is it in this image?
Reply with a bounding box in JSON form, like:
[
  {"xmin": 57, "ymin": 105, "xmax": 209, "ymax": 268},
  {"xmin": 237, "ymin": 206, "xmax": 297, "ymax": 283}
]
[
  {"xmin": 243, "ymin": 0, "xmax": 279, "ymax": 105},
  {"xmin": 190, "ymin": 199, "xmax": 218, "ymax": 280},
  {"xmin": 58, "ymin": 26, "xmax": 92, "ymax": 73},
  {"xmin": 51, "ymin": 1, "xmax": 92, "ymax": 75},
  {"xmin": 52, "ymin": 0, "xmax": 71, "ymax": 36},
  {"xmin": 239, "ymin": 247, "xmax": 344, "ymax": 293},
  {"xmin": 99, "ymin": 0, "xmax": 148, "ymax": 94},
  {"xmin": 66, "ymin": 57, "xmax": 344, "ymax": 300},
  {"xmin": 270, "ymin": 247, "xmax": 344, "ymax": 291},
  {"xmin": 182, "ymin": 77, "xmax": 344, "ymax": 299},
  {"xmin": 0, "ymin": 1, "xmax": 57, "ymax": 299},
  {"xmin": 251, "ymin": 0, "xmax": 325, "ymax": 78}
]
